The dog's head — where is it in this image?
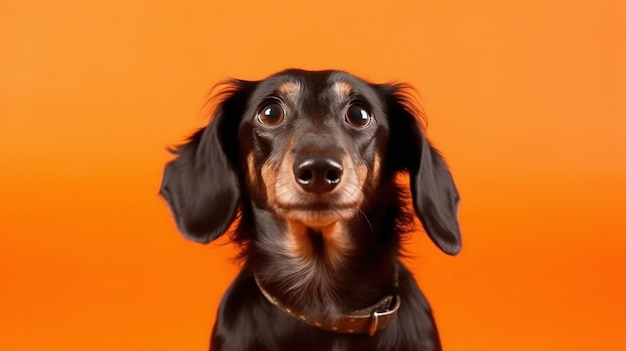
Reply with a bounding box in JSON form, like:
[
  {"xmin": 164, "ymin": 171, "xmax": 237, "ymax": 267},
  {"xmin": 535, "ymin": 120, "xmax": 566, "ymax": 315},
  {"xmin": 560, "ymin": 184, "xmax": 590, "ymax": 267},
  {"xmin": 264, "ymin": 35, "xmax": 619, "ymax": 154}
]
[{"xmin": 159, "ymin": 69, "xmax": 461, "ymax": 255}]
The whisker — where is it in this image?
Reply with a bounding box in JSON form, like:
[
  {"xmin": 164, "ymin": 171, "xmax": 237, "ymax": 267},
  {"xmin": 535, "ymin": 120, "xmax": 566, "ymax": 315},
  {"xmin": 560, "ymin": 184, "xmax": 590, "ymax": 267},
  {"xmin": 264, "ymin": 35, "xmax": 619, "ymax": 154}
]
[{"xmin": 359, "ymin": 210, "xmax": 374, "ymax": 233}]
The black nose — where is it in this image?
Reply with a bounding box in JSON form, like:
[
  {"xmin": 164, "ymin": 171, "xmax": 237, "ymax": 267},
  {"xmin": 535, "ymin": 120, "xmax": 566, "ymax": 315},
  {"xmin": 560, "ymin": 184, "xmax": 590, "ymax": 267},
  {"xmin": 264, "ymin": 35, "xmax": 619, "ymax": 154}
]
[{"xmin": 293, "ymin": 156, "xmax": 343, "ymax": 193}]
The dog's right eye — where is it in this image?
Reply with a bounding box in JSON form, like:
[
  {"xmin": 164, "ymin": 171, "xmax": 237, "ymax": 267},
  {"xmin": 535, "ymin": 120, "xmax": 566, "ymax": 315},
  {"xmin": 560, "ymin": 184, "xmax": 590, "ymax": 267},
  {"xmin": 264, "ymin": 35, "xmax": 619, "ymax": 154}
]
[
  {"xmin": 257, "ymin": 103, "xmax": 285, "ymax": 126},
  {"xmin": 345, "ymin": 104, "xmax": 372, "ymax": 128}
]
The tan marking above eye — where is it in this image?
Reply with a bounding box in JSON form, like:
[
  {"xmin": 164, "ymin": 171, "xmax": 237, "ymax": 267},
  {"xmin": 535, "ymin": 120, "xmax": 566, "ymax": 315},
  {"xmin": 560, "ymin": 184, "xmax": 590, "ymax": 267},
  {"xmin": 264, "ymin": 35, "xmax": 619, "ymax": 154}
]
[
  {"xmin": 333, "ymin": 81, "xmax": 353, "ymax": 99},
  {"xmin": 277, "ymin": 81, "xmax": 301, "ymax": 99}
]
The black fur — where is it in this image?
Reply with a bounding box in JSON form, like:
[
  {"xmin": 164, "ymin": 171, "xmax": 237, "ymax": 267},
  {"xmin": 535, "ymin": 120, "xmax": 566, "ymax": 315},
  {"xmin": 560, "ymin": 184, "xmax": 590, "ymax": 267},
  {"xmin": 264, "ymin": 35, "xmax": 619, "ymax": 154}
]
[{"xmin": 160, "ymin": 69, "xmax": 461, "ymax": 351}]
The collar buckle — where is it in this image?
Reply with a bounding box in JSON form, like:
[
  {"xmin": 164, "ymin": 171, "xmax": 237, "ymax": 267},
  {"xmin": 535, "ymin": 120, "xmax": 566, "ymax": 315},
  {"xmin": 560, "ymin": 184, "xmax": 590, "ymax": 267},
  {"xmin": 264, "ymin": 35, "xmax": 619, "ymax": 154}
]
[{"xmin": 368, "ymin": 310, "xmax": 380, "ymax": 336}]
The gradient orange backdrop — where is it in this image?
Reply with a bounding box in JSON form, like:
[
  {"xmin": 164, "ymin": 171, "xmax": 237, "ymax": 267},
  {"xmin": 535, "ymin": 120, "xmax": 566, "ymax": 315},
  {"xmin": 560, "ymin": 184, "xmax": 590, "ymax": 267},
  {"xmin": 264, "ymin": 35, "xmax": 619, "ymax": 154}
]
[{"xmin": 1, "ymin": 1, "xmax": 625, "ymax": 350}]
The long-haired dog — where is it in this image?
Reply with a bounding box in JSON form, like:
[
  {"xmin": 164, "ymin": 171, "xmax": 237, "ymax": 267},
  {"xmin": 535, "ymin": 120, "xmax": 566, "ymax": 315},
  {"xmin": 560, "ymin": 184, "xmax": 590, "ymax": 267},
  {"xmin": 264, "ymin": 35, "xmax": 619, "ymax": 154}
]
[{"xmin": 160, "ymin": 69, "xmax": 461, "ymax": 351}]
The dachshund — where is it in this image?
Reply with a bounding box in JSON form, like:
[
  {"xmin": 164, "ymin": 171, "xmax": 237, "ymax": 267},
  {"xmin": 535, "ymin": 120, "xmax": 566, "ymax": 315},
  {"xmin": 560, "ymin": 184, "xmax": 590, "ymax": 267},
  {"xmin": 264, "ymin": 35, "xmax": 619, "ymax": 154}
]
[{"xmin": 159, "ymin": 69, "xmax": 462, "ymax": 351}]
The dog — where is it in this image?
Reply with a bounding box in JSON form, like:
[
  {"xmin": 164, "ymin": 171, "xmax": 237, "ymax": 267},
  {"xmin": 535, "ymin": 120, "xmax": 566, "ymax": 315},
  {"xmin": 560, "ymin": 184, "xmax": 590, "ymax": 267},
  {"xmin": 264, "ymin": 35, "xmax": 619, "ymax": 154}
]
[{"xmin": 159, "ymin": 69, "xmax": 461, "ymax": 351}]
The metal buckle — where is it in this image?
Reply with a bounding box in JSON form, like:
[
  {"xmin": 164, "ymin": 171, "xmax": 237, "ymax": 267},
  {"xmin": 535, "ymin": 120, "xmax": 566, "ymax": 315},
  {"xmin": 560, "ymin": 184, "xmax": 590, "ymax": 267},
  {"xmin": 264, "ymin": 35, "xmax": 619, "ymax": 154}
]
[{"xmin": 368, "ymin": 311, "xmax": 380, "ymax": 336}]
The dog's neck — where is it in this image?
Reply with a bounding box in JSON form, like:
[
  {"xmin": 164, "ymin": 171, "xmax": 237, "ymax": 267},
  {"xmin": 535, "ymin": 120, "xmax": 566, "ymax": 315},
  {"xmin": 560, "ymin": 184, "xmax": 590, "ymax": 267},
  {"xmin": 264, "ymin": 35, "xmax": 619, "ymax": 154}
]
[{"xmin": 246, "ymin": 201, "xmax": 402, "ymax": 319}]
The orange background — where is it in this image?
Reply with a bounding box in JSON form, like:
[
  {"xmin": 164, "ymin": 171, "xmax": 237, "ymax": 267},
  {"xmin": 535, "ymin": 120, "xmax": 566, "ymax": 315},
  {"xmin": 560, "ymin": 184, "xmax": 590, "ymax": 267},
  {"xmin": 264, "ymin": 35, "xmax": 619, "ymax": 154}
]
[{"xmin": 1, "ymin": 1, "xmax": 625, "ymax": 350}]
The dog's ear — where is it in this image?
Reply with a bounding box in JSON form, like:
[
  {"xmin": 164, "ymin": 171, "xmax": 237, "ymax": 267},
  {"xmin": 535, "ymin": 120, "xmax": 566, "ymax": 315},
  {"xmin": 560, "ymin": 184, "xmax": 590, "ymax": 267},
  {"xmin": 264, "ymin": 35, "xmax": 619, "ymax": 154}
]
[
  {"xmin": 159, "ymin": 80, "xmax": 253, "ymax": 244},
  {"xmin": 382, "ymin": 84, "xmax": 462, "ymax": 256}
]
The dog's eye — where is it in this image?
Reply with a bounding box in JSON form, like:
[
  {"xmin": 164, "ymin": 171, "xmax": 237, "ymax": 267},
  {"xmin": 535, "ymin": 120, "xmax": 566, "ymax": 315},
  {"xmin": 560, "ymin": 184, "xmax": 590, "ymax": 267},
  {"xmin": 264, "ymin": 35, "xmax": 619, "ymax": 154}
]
[
  {"xmin": 257, "ymin": 103, "xmax": 285, "ymax": 126},
  {"xmin": 345, "ymin": 105, "xmax": 372, "ymax": 128}
]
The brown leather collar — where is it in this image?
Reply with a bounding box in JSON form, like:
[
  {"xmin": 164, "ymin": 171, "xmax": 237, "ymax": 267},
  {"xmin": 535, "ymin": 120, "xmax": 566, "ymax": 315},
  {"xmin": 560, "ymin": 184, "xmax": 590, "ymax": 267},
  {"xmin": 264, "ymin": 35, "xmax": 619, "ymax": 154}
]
[{"xmin": 254, "ymin": 274, "xmax": 401, "ymax": 336}]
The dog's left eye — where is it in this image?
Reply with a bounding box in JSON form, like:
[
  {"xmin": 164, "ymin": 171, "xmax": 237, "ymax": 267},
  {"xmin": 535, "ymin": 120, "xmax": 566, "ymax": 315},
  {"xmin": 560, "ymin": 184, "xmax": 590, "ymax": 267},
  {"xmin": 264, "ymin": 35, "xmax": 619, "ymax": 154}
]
[
  {"xmin": 345, "ymin": 105, "xmax": 372, "ymax": 128},
  {"xmin": 257, "ymin": 103, "xmax": 285, "ymax": 126}
]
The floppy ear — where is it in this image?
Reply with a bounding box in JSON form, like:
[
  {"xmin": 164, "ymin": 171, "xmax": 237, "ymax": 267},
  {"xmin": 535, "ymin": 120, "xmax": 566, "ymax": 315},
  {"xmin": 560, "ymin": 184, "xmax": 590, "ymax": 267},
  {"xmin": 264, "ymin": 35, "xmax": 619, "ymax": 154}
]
[
  {"xmin": 159, "ymin": 81, "xmax": 252, "ymax": 244},
  {"xmin": 383, "ymin": 85, "xmax": 462, "ymax": 255}
]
